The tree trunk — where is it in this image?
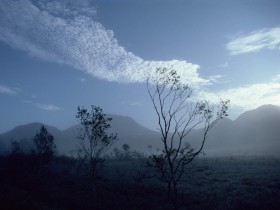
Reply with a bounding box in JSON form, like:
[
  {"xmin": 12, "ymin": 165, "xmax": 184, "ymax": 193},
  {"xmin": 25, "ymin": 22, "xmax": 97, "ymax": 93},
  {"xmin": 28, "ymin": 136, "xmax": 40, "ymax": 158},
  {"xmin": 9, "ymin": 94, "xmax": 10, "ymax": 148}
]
[
  {"xmin": 167, "ymin": 181, "xmax": 172, "ymax": 197},
  {"xmin": 172, "ymin": 180, "xmax": 178, "ymax": 210},
  {"xmin": 172, "ymin": 180, "xmax": 178, "ymax": 197}
]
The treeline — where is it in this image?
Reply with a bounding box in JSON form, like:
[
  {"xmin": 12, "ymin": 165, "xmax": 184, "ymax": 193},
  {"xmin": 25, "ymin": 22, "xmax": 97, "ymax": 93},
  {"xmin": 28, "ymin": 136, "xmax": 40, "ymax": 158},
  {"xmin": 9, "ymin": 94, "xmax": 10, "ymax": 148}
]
[
  {"xmin": 0, "ymin": 141, "xmax": 170, "ymax": 210},
  {"xmin": 0, "ymin": 120, "xmax": 168, "ymax": 209}
]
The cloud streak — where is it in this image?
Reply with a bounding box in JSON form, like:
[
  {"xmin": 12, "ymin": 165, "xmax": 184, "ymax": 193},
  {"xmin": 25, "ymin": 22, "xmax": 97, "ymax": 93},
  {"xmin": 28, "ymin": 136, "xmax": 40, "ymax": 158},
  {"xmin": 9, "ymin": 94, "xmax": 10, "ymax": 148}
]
[
  {"xmin": 0, "ymin": 85, "xmax": 17, "ymax": 95},
  {"xmin": 0, "ymin": 0, "xmax": 209, "ymax": 86},
  {"xmin": 23, "ymin": 100, "xmax": 60, "ymax": 111},
  {"xmin": 198, "ymin": 78, "xmax": 280, "ymax": 110},
  {"xmin": 226, "ymin": 27, "xmax": 280, "ymax": 55},
  {"xmin": 35, "ymin": 103, "xmax": 60, "ymax": 111},
  {"xmin": 272, "ymin": 74, "xmax": 280, "ymax": 83}
]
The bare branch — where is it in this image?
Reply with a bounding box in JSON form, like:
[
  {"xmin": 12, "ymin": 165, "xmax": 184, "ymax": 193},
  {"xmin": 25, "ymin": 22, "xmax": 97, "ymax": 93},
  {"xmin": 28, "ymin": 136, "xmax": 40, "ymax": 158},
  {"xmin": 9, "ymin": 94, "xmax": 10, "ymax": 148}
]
[{"xmin": 146, "ymin": 67, "xmax": 230, "ymax": 197}]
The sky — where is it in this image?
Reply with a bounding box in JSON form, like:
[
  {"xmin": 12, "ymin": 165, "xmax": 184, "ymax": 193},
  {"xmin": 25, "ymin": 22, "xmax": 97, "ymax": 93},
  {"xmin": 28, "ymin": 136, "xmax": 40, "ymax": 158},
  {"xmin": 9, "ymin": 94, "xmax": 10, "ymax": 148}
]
[{"xmin": 0, "ymin": 0, "xmax": 280, "ymax": 133}]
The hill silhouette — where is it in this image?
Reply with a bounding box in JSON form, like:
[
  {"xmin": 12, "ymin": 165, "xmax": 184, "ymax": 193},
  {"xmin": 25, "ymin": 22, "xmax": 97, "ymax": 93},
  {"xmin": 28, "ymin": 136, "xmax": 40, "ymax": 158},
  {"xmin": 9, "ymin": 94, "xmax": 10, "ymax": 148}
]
[
  {"xmin": 0, "ymin": 105, "xmax": 279, "ymax": 156},
  {"xmin": 197, "ymin": 104, "xmax": 280, "ymax": 155},
  {"xmin": 0, "ymin": 115, "xmax": 160, "ymax": 155}
]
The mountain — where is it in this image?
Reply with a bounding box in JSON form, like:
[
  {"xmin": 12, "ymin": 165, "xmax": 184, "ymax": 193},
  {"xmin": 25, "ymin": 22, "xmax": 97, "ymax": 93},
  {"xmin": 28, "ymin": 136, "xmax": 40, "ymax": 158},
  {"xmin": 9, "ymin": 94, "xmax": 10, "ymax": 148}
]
[
  {"xmin": 230, "ymin": 104, "xmax": 280, "ymax": 155},
  {"xmin": 0, "ymin": 115, "xmax": 161, "ymax": 155},
  {"xmin": 0, "ymin": 105, "xmax": 280, "ymax": 156},
  {"xmin": 201, "ymin": 104, "xmax": 280, "ymax": 155},
  {"xmin": 0, "ymin": 122, "xmax": 73, "ymax": 155},
  {"xmin": 62, "ymin": 115, "xmax": 161, "ymax": 155}
]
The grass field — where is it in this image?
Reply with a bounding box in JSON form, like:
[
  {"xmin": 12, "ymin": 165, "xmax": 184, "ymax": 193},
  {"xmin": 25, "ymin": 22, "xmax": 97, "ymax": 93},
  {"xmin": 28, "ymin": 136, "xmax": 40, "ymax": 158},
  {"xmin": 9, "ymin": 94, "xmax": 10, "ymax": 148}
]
[{"xmin": 1, "ymin": 155, "xmax": 280, "ymax": 209}]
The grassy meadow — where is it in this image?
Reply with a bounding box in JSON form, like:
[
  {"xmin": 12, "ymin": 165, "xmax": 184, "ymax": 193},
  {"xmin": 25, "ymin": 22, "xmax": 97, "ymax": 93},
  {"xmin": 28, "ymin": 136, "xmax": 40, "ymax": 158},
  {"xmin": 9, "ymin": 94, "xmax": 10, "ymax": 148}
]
[{"xmin": 0, "ymin": 154, "xmax": 280, "ymax": 210}]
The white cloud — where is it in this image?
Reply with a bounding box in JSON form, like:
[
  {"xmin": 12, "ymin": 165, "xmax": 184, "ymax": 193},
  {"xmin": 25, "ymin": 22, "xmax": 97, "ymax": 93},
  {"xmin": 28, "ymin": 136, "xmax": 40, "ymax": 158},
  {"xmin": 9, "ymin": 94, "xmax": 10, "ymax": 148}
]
[
  {"xmin": 208, "ymin": 75, "xmax": 227, "ymax": 83},
  {"xmin": 36, "ymin": 103, "xmax": 60, "ymax": 111},
  {"xmin": 0, "ymin": 0, "xmax": 208, "ymax": 86},
  {"xmin": 218, "ymin": 62, "xmax": 229, "ymax": 68},
  {"xmin": 0, "ymin": 85, "xmax": 17, "ymax": 95},
  {"xmin": 272, "ymin": 74, "xmax": 280, "ymax": 83},
  {"xmin": 23, "ymin": 100, "xmax": 60, "ymax": 111},
  {"xmin": 226, "ymin": 27, "xmax": 280, "ymax": 55},
  {"xmin": 35, "ymin": 0, "xmax": 97, "ymax": 18},
  {"xmin": 198, "ymin": 80, "xmax": 280, "ymax": 110}
]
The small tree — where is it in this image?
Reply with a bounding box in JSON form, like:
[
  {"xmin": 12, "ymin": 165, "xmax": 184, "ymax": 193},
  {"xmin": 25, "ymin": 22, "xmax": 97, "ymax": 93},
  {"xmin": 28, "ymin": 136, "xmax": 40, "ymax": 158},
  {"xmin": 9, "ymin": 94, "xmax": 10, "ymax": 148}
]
[
  {"xmin": 10, "ymin": 138, "xmax": 34, "ymax": 155},
  {"xmin": 147, "ymin": 67, "xmax": 229, "ymax": 200},
  {"xmin": 122, "ymin": 143, "xmax": 130, "ymax": 159},
  {"xmin": 76, "ymin": 105, "xmax": 117, "ymax": 185},
  {"xmin": 10, "ymin": 140, "xmax": 21, "ymax": 155},
  {"xmin": 33, "ymin": 125, "xmax": 56, "ymax": 174},
  {"xmin": 112, "ymin": 147, "xmax": 122, "ymax": 159}
]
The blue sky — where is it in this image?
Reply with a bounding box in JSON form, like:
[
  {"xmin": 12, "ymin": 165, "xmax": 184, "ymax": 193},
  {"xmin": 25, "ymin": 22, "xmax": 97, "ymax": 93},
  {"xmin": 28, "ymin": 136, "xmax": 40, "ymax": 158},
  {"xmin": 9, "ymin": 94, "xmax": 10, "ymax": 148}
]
[{"xmin": 0, "ymin": 0, "xmax": 280, "ymax": 133}]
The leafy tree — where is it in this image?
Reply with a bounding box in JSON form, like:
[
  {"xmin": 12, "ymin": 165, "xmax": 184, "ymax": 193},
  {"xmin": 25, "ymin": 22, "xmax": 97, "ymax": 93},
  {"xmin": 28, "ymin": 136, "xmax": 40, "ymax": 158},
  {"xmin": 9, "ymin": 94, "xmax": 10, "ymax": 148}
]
[
  {"xmin": 76, "ymin": 105, "xmax": 117, "ymax": 185},
  {"xmin": 147, "ymin": 67, "xmax": 229, "ymax": 201},
  {"xmin": 122, "ymin": 143, "xmax": 130, "ymax": 159},
  {"xmin": 122, "ymin": 143, "xmax": 130, "ymax": 152},
  {"xmin": 112, "ymin": 147, "xmax": 122, "ymax": 159},
  {"xmin": 33, "ymin": 125, "xmax": 56, "ymax": 173},
  {"xmin": 10, "ymin": 140, "xmax": 21, "ymax": 155},
  {"xmin": 10, "ymin": 138, "xmax": 34, "ymax": 155}
]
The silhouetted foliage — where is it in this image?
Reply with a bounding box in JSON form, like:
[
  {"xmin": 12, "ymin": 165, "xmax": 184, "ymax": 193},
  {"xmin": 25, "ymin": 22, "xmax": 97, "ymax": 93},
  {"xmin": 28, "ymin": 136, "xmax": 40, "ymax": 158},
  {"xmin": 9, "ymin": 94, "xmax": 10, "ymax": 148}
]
[
  {"xmin": 111, "ymin": 146, "xmax": 145, "ymax": 160},
  {"xmin": 112, "ymin": 147, "xmax": 122, "ymax": 159},
  {"xmin": 10, "ymin": 138, "xmax": 34, "ymax": 155},
  {"xmin": 147, "ymin": 67, "xmax": 230, "ymax": 204},
  {"xmin": 76, "ymin": 105, "xmax": 117, "ymax": 186},
  {"xmin": 33, "ymin": 125, "xmax": 56, "ymax": 174},
  {"xmin": 122, "ymin": 143, "xmax": 130, "ymax": 152},
  {"xmin": 0, "ymin": 154, "xmax": 279, "ymax": 210},
  {"xmin": 122, "ymin": 143, "xmax": 130, "ymax": 159},
  {"xmin": 10, "ymin": 140, "xmax": 21, "ymax": 155}
]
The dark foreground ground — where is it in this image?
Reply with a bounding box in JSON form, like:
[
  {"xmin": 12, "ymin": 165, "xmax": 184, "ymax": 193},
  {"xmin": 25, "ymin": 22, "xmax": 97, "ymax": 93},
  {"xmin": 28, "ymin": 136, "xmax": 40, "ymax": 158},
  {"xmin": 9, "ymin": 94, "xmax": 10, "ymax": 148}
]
[{"xmin": 0, "ymin": 154, "xmax": 280, "ymax": 210}]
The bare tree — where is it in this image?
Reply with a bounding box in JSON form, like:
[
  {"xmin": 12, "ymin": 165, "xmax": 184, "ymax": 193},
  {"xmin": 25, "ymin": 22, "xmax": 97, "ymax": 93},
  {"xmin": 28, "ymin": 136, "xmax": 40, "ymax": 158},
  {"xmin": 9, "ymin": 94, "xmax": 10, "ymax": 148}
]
[
  {"xmin": 76, "ymin": 105, "xmax": 117, "ymax": 185},
  {"xmin": 147, "ymin": 67, "xmax": 229, "ymax": 199}
]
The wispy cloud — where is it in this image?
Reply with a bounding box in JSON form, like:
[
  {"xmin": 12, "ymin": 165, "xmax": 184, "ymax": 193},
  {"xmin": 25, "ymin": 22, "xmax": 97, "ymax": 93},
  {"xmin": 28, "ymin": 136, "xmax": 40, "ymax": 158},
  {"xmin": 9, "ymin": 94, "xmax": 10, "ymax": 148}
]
[
  {"xmin": 226, "ymin": 27, "xmax": 280, "ymax": 55},
  {"xmin": 198, "ymin": 78, "xmax": 280, "ymax": 110},
  {"xmin": 272, "ymin": 74, "xmax": 280, "ymax": 83},
  {"xmin": 0, "ymin": 85, "xmax": 17, "ymax": 95},
  {"xmin": 218, "ymin": 62, "xmax": 229, "ymax": 68},
  {"xmin": 36, "ymin": 103, "xmax": 60, "ymax": 111},
  {"xmin": 78, "ymin": 77, "xmax": 86, "ymax": 83},
  {"xmin": 0, "ymin": 0, "xmax": 209, "ymax": 86},
  {"xmin": 35, "ymin": 0, "xmax": 97, "ymax": 18},
  {"xmin": 129, "ymin": 102, "xmax": 142, "ymax": 106},
  {"xmin": 120, "ymin": 101, "xmax": 143, "ymax": 107},
  {"xmin": 208, "ymin": 75, "xmax": 229, "ymax": 84},
  {"xmin": 23, "ymin": 100, "xmax": 60, "ymax": 111}
]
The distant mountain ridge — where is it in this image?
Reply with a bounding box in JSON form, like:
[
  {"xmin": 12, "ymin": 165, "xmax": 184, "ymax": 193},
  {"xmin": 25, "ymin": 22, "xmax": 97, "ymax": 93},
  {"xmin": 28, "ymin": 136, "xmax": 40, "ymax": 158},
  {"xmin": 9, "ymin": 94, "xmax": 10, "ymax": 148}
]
[
  {"xmin": 200, "ymin": 104, "xmax": 280, "ymax": 155},
  {"xmin": 0, "ymin": 115, "xmax": 160, "ymax": 155},
  {"xmin": 0, "ymin": 105, "xmax": 280, "ymax": 156}
]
